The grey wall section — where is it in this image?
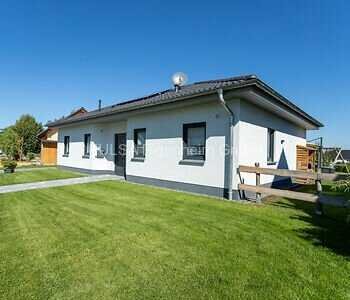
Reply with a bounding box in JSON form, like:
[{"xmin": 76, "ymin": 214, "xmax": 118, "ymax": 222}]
[
  {"xmin": 58, "ymin": 165, "xmax": 115, "ymax": 175},
  {"xmin": 59, "ymin": 164, "xmax": 237, "ymax": 198},
  {"xmin": 59, "ymin": 166, "xmax": 292, "ymax": 201},
  {"xmin": 126, "ymin": 172, "xmax": 293, "ymax": 201},
  {"xmin": 126, "ymin": 174, "xmax": 241, "ymax": 199}
]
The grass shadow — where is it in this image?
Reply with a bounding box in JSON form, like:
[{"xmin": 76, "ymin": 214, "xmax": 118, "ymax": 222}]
[{"xmin": 270, "ymin": 198, "xmax": 350, "ymax": 259}]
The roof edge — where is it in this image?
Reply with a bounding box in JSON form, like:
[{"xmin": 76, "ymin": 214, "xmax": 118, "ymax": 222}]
[
  {"xmin": 252, "ymin": 80, "xmax": 323, "ymax": 128},
  {"xmin": 46, "ymin": 76, "xmax": 323, "ymax": 129}
]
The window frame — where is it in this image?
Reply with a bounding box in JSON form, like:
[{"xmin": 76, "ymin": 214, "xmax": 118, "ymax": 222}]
[
  {"xmin": 83, "ymin": 133, "xmax": 91, "ymax": 157},
  {"xmin": 183, "ymin": 122, "xmax": 206, "ymax": 161},
  {"xmin": 133, "ymin": 128, "xmax": 146, "ymax": 158},
  {"xmin": 267, "ymin": 128, "xmax": 275, "ymax": 163},
  {"xmin": 63, "ymin": 136, "xmax": 70, "ymax": 156}
]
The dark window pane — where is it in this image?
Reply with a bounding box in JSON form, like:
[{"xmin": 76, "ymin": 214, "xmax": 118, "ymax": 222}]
[
  {"xmin": 183, "ymin": 122, "xmax": 206, "ymax": 160},
  {"xmin": 267, "ymin": 129, "xmax": 275, "ymax": 162},
  {"xmin": 64, "ymin": 136, "xmax": 70, "ymax": 155},
  {"xmin": 84, "ymin": 134, "xmax": 91, "ymax": 156},
  {"xmin": 134, "ymin": 129, "xmax": 146, "ymax": 158}
]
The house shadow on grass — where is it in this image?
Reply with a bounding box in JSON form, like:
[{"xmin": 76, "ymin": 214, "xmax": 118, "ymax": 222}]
[{"xmin": 270, "ymin": 198, "xmax": 350, "ymax": 259}]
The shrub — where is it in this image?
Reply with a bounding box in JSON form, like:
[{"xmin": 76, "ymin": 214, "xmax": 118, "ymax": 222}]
[
  {"xmin": 27, "ymin": 152, "xmax": 35, "ymax": 160},
  {"xmin": 331, "ymin": 177, "xmax": 350, "ymax": 193},
  {"xmin": 334, "ymin": 164, "xmax": 350, "ymax": 173},
  {"xmin": 1, "ymin": 160, "xmax": 17, "ymax": 172}
]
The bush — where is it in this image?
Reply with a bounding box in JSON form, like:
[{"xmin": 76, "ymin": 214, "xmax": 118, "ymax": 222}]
[
  {"xmin": 1, "ymin": 160, "xmax": 17, "ymax": 171},
  {"xmin": 334, "ymin": 164, "xmax": 350, "ymax": 173},
  {"xmin": 27, "ymin": 152, "xmax": 35, "ymax": 160},
  {"xmin": 331, "ymin": 177, "xmax": 350, "ymax": 193}
]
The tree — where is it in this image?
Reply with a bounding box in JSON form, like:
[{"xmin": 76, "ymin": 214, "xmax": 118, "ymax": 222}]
[
  {"xmin": 0, "ymin": 115, "xmax": 43, "ymax": 160},
  {"xmin": 0, "ymin": 126, "xmax": 19, "ymax": 159},
  {"xmin": 13, "ymin": 115, "xmax": 43, "ymax": 159}
]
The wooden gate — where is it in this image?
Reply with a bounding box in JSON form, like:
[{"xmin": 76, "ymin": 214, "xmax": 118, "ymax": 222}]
[{"xmin": 41, "ymin": 141, "xmax": 57, "ymax": 165}]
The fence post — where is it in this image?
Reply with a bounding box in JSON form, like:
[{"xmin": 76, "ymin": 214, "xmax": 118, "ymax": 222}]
[
  {"xmin": 315, "ymin": 174, "xmax": 323, "ymax": 215},
  {"xmin": 255, "ymin": 162, "xmax": 261, "ymax": 203}
]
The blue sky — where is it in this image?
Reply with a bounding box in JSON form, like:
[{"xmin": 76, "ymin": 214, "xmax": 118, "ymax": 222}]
[{"xmin": 0, "ymin": 0, "xmax": 348, "ymax": 147}]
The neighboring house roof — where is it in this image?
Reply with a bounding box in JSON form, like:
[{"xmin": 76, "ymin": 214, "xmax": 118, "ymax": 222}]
[
  {"xmin": 38, "ymin": 127, "xmax": 58, "ymax": 140},
  {"xmin": 68, "ymin": 107, "xmax": 88, "ymax": 117},
  {"xmin": 47, "ymin": 75, "xmax": 323, "ymax": 128},
  {"xmin": 40, "ymin": 107, "xmax": 88, "ymax": 139},
  {"xmin": 340, "ymin": 150, "xmax": 350, "ymax": 161},
  {"xmin": 46, "ymin": 107, "xmax": 87, "ymax": 128}
]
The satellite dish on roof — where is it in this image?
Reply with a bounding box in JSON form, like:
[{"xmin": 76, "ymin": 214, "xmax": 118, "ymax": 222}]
[{"xmin": 172, "ymin": 72, "xmax": 188, "ymax": 89}]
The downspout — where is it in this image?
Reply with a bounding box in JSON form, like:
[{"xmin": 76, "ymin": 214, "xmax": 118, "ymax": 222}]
[{"xmin": 217, "ymin": 89, "xmax": 234, "ymax": 200}]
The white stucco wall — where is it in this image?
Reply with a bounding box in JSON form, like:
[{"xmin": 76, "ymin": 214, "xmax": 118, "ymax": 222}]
[
  {"xmin": 56, "ymin": 96, "xmax": 308, "ymax": 195},
  {"xmin": 126, "ymin": 101, "xmax": 235, "ymax": 189},
  {"xmin": 92, "ymin": 122, "xmax": 126, "ymax": 171},
  {"xmin": 237, "ymin": 101, "xmax": 307, "ymax": 186},
  {"xmin": 57, "ymin": 121, "xmax": 126, "ymax": 171}
]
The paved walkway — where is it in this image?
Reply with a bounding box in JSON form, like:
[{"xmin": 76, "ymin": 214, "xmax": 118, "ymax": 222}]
[{"xmin": 0, "ymin": 175, "xmax": 123, "ymax": 194}]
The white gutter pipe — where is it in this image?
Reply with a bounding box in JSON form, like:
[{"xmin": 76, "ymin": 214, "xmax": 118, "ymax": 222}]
[{"xmin": 217, "ymin": 89, "xmax": 234, "ymax": 200}]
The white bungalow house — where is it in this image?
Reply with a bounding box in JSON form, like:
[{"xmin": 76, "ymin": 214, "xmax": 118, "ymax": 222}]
[{"xmin": 47, "ymin": 75, "xmax": 323, "ymax": 199}]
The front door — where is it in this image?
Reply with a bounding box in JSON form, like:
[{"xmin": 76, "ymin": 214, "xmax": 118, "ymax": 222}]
[{"xmin": 114, "ymin": 133, "xmax": 126, "ymax": 177}]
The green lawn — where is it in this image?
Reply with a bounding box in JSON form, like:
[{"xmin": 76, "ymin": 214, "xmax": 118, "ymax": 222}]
[
  {"xmin": 0, "ymin": 181, "xmax": 349, "ymax": 299},
  {"xmin": 0, "ymin": 168, "xmax": 85, "ymax": 186}
]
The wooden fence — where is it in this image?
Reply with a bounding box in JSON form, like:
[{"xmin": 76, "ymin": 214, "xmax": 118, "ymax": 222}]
[
  {"xmin": 238, "ymin": 163, "xmax": 342, "ymax": 213},
  {"xmin": 238, "ymin": 165, "xmax": 338, "ymax": 182}
]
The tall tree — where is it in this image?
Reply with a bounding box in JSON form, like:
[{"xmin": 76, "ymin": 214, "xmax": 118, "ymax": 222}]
[
  {"xmin": 0, "ymin": 126, "xmax": 19, "ymax": 159},
  {"xmin": 13, "ymin": 115, "xmax": 43, "ymax": 159},
  {"xmin": 0, "ymin": 115, "xmax": 43, "ymax": 160}
]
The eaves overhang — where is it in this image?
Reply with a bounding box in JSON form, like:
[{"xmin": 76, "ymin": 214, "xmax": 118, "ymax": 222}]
[{"xmin": 46, "ymin": 76, "xmax": 323, "ymax": 130}]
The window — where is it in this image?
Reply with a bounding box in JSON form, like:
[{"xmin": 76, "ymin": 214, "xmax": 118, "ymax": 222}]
[
  {"xmin": 96, "ymin": 144, "xmax": 104, "ymax": 158},
  {"xmin": 64, "ymin": 136, "xmax": 70, "ymax": 156},
  {"xmin": 134, "ymin": 128, "xmax": 146, "ymax": 158},
  {"xmin": 84, "ymin": 134, "xmax": 91, "ymax": 157},
  {"xmin": 267, "ymin": 128, "xmax": 275, "ymax": 162},
  {"xmin": 183, "ymin": 122, "xmax": 206, "ymax": 160}
]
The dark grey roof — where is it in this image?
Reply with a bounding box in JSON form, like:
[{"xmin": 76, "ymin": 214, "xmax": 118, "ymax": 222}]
[
  {"xmin": 47, "ymin": 75, "xmax": 323, "ymax": 128},
  {"xmin": 341, "ymin": 150, "xmax": 350, "ymax": 160}
]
